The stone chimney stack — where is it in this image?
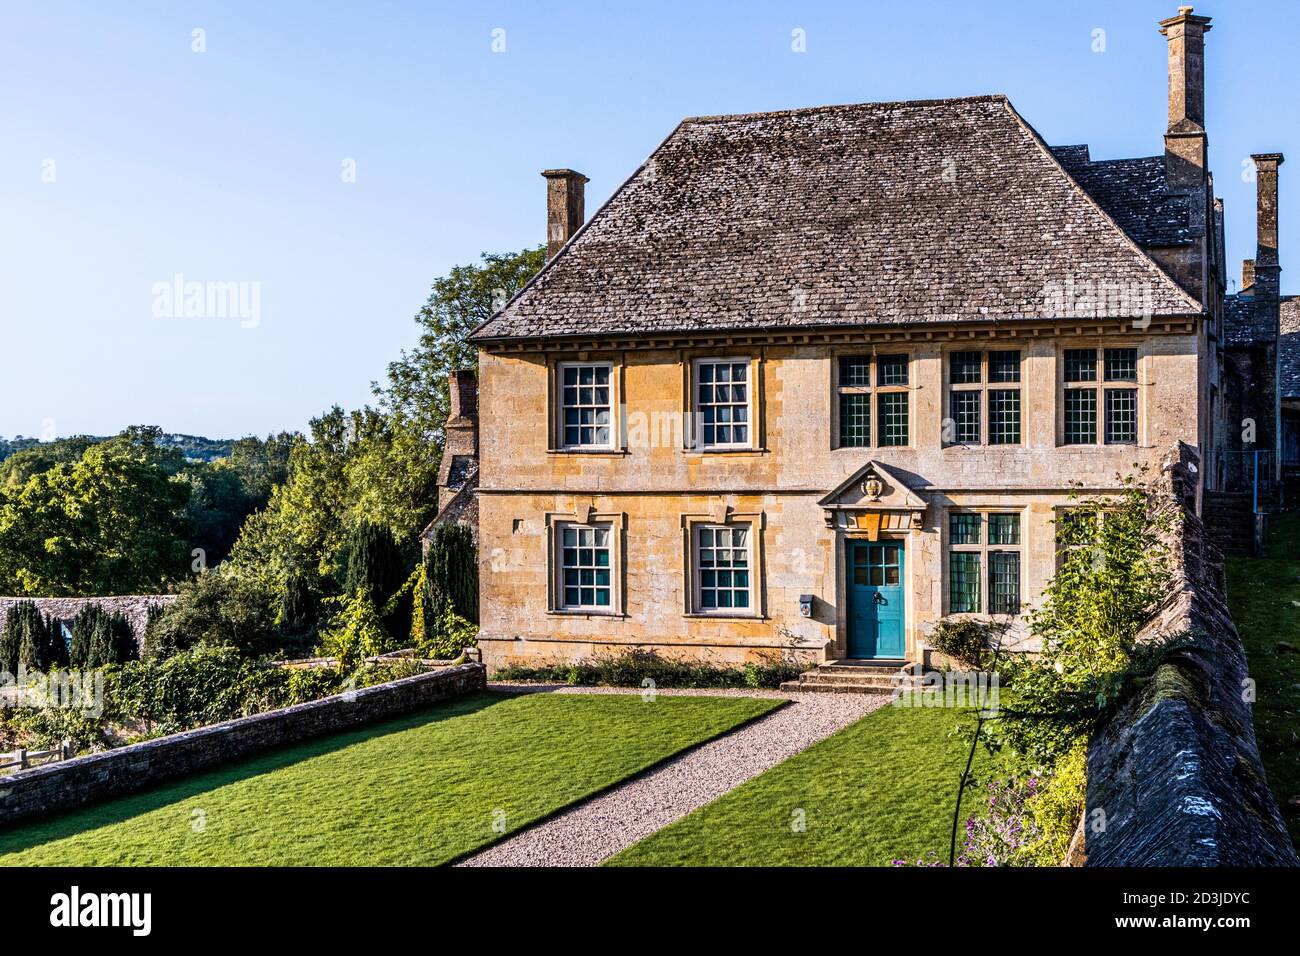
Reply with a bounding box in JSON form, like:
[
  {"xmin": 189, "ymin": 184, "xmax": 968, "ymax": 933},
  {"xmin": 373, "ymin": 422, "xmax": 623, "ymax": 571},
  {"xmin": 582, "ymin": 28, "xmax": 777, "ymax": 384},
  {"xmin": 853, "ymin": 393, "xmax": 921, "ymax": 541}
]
[
  {"xmin": 1160, "ymin": 6, "xmax": 1212, "ymax": 190},
  {"xmin": 1247, "ymin": 153, "xmax": 1285, "ymax": 482},
  {"xmin": 1242, "ymin": 259, "xmax": 1255, "ymax": 292},
  {"xmin": 542, "ymin": 169, "xmax": 589, "ymax": 261},
  {"xmin": 448, "ymin": 367, "xmax": 478, "ymax": 426},
  {"xmin": 1153, "ymin": 7, "xmax": 1214, "ymax": 301},
  {"xmin": 1252, "ymin": 154, "xmax": 1284, "ymax": 288},
  {"xmin": 1250, "ymin": 154, "xmax": 1285, "ymax": 342},
  {"xmin": 427, "ymin": 368, "xmax": 480, "ymax": 543}
]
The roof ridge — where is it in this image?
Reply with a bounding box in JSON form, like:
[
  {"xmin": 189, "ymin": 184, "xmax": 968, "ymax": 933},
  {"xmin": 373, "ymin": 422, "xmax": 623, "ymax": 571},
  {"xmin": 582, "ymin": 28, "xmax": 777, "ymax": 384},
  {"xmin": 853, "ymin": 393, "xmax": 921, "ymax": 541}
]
[
  {"xmin": 680, "ymin": 93, "xmax": 1007, "ymax": 125},
  {"xmin": 1075, "ymin": 155, "xmax": 1165, "ymax": 167}
]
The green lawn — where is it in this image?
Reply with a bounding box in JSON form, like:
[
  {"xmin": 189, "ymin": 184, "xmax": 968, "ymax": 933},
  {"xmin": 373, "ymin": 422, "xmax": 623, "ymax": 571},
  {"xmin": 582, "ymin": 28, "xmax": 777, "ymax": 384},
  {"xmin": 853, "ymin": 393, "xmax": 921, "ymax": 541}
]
[
  {"xmin": 0, "ymin": 691, "xmax": 781, "ymax": 866},
  {"xmin": 608, "ymin": 700, "xmax": 1013, "ymax": 866},
  {"xmin": 1225, "ymin": 511, "xmax": 1300, "ymax": 851}
]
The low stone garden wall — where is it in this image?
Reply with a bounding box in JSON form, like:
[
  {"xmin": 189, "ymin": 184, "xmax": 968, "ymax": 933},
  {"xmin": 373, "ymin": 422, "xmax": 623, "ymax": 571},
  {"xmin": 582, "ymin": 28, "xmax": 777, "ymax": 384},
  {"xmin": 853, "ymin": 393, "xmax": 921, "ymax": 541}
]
[
  {"xmin": 0, "ymin": 661, "xmax": 486, "ymax": 828},
  {"xmin": 1082, "ymin": 445, "xmax": 1298, "ymax": 866}
]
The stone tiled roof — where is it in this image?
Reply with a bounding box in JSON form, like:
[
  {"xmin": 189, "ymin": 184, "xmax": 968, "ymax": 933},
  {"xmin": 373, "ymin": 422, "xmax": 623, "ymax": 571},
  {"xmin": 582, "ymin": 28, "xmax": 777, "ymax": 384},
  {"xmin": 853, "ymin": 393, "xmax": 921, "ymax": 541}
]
[
  {"xmin": 472, "ymin": 95, "xmax": 1201, "ymax": 342},
  {"xmin": 1050, "ymin": 147, "xmax": 1192, "ymax": 247},
  {"xmin": 1223, "ymin": 293, "xmax": 1257, "ymax": 347},
  {"xmin": 1282, "ymin": 297, "xmax": 1300, "ymax": 399}
]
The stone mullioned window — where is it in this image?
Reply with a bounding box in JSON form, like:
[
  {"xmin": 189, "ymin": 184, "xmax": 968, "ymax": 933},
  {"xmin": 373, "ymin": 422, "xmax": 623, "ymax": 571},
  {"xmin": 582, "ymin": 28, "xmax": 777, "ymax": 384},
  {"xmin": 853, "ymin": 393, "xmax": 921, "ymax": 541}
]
[
  {"xmin": 946, "ymin": 511, "xmax": 1022, "ymax": 616},
  {"xmin": 1063, "ymin": 347, "xmax": 1139, "ymax": 446},
  {"xmin": 946, "ymin": 349, "xmax": 1022, "ymax": 446},
  {"xmin": 835, "ymin": 353, "xmax": 910, "ymax": 448}
]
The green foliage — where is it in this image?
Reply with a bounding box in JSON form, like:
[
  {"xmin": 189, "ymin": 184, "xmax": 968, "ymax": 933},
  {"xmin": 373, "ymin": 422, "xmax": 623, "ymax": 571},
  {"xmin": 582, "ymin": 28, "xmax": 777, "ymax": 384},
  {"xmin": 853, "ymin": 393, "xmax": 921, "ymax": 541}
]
[
  {"xmin": 988, "ymin": 473, "xmax": 1172, "ymax": 765},
  {"xmin": 928, "ymin": 618, "xmax": 995, "ymax": 669},
  {"xmin": 417, "ymin": 598, "xmax": 479, "ymax": 660},
  {"xmin": 0, "ymin": 435, "xmax": 41, "ymax": 465},
  {"xmin": 344, "ymin": 522, "xmax": 411, "ymax": 612},
  {"xmin": 0, "ymin": 612, "xmax": 16, "ymax": 675},
  {"xmin": 1, "ymin": 696, "xmax": 106, "ymax": 751},
  {"xmin": 382, "ymin": 247, "xmax": 544, "ymax": 437},
  {"xmin": 141, "ymin": 571, "xmax": 279, "ymax": 659},
  {"xmin": 417, "ymin": 523, "xmax": 479, "ymax": 657},
  {"xmin": 317, "ymin": 589, "xmax": 397, "ymax": 673},
  {"xmin": 492, "ymin": 649, "xmax": 806, "ymax": 690},
  {"xmin": 0, "ymin": 436, "xmax": 99, "ymax": 488},
  {"xmin": 278, "ymin": 569, "xmax": 320, "ymax": 639},
  {"xmin": 1022, "ymin": 742, "xmax": 1087, "ymax": 866},
  {"xmin": 0, "ymin": 443, "xmax": 192, "ymax": 596},
  {"xmin": 219, "ymin": 249, "xmax": 540, "ymax": 648},
  {"xmin": 68, "ymin": 604, "xmax": 137, "ymax": 668},
  {"xmin": 111, "ymin": 646, "xmax": 275, "ymax": 736},
  {"xmin": 0, "ymin": 602, "xmax": 66, "ymax": 672},
  {"xmin": 423, "ymin": 522, "xmax": 478, "ymax": 624}
]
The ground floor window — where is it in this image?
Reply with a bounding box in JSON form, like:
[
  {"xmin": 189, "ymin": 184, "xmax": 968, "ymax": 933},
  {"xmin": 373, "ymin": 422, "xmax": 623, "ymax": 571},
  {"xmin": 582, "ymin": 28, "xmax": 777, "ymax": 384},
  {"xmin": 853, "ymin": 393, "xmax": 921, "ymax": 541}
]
[
  {"xmin": 693, "ymin": 523, "xmax": 753, "ymax": 612},
  {"xmin": 947, "ymin": 511, "xmax": 1023, "ymax": 615},
  {"xmin": 558, "ymin": 523, "xmax": 612, "ymax": 610}
]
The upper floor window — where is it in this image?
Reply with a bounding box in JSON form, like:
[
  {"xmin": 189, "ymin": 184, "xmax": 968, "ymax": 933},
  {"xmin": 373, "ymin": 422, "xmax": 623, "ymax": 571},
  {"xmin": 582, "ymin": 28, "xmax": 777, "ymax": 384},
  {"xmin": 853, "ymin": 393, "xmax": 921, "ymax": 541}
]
[
  {"xmin": 835, "ymin": 354, "xmax": 909, "ymax": 448},
  {"xmin": 947, "ymin": 511, "xmax": 1022, "ymax": 616},
  {"xmin": 1062, "ymin": 348, "xmax": 1138, "ymax": 446},
  {"xmin": 694, "ymin": 359, "xmax": 751, "ymax": 449},
  {"xmin": 946, "ymin": 350, "xmax": 1022, "ymax": 446},
  {"xmin": 559, "ymin": 362, "xmax": 613, "ymax": 449}
]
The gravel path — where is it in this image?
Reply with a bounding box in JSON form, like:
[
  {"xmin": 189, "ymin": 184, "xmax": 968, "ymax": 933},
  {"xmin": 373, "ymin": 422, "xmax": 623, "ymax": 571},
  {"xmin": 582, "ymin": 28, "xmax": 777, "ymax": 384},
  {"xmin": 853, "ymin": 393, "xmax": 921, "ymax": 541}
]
[{"xmin": 457, "ymin": 686, "xmax": 887, "ymax": 867}]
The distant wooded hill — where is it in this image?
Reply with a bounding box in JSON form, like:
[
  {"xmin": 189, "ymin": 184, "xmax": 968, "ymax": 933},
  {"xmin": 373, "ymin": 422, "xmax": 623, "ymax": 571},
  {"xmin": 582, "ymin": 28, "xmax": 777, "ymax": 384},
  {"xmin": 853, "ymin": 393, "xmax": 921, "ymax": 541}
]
[{"xmin": 0, "ymin": 433, "xmax": 234, "ymax": 464}]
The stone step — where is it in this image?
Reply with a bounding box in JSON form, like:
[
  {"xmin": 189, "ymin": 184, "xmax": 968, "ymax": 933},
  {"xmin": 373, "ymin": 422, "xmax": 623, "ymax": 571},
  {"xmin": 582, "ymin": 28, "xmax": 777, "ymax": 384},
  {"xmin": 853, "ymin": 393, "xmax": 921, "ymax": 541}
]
[
  {"xmin": 817, "ymin": 659, "xmax": 909, "ymax": 670},
  {"xmin": 778, "ymin": 680, "xmax": 897, "ymax": 696},
  {"xmin": 795, "ymin": 671, "xmax": 903, "ymax": 687}
]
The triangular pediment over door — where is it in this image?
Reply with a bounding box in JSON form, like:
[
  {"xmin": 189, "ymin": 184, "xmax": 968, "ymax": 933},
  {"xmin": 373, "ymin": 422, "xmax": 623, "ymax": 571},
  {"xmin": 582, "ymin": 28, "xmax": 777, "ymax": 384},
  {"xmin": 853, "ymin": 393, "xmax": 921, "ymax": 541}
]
[{"xmin": 818, "ymin": 461, "xmax": 928, "ymax": 537}]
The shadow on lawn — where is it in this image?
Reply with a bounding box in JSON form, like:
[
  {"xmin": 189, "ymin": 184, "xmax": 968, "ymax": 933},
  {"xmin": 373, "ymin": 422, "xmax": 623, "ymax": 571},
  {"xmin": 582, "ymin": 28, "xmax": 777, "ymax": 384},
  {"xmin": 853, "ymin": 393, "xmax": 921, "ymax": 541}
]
[{"xmin": 0, "ymin": 691, "xmax": 507, "ymax": 858}]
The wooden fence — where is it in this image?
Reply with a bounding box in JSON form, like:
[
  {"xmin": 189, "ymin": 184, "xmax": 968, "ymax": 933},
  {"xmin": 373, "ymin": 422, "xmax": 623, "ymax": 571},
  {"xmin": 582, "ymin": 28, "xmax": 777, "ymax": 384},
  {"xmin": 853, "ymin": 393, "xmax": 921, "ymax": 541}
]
[{"xmin": 0, "ymin": 741, "xmax": 73, "ymax": 774}]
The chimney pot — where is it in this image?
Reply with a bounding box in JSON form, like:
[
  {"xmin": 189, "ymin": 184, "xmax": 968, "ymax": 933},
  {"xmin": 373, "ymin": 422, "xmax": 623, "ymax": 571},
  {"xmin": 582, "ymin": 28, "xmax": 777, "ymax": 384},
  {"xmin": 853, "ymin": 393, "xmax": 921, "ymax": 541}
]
[{"xmin": 542, "ymin": 168, "xmax": 589, "ymax": 261}]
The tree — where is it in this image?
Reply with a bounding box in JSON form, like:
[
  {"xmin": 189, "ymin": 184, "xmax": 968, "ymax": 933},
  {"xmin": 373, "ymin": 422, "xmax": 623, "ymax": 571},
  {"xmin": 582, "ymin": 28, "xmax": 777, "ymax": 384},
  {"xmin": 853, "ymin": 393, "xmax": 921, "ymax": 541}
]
[
  {"xmin": 343, "ymin": 521, "xmax": 414, "ymax": 641},
  {"xmin": 2, "ymin": 601, "xmax": 68, "ymax": 673},
  {"xmin": 142, "ymin": 571, "xmax": 279, "ymax": 659},
  {"xmin": 222, "ymin": 249, "xmax": 541, "ymax": 643},
  {"xmin": 381, "ymin": 247, "xmax": 544, "ymax": 437},
  {"xmin": 424, "ymin": 523, "xmax": 478, "ymax": 624},
  {"xmin": 0, "ymin": 445, "xmax": 192, "ymax": 596}
]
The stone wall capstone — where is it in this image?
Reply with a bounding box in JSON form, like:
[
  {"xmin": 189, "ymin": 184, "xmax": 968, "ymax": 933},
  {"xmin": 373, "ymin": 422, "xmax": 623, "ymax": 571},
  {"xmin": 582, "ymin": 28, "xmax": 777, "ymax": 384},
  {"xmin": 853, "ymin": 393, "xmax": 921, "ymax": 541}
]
[
  {"xmin": 0, "ymin": 662, "xmax": 487, "ymax": 828},
  {"xmin": 1082, "ymin": 443, "xmax": 1298, "ymax": 867}
]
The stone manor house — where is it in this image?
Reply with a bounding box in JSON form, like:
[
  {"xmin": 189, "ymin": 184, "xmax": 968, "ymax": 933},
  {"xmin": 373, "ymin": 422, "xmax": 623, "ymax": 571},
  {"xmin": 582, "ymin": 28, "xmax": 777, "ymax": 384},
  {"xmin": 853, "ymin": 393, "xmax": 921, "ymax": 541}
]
[{"xmin": 446, "ymin": 7, "xmax": 1290, "ymax": 670}]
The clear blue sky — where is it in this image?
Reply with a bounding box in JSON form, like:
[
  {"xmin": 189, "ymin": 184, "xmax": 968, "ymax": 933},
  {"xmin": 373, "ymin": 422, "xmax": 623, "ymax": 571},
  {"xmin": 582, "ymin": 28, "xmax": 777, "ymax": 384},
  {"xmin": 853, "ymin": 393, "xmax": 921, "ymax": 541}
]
[{"xmin": 2, "ymin": 0, "xmax": 1296, "ymax": 439}]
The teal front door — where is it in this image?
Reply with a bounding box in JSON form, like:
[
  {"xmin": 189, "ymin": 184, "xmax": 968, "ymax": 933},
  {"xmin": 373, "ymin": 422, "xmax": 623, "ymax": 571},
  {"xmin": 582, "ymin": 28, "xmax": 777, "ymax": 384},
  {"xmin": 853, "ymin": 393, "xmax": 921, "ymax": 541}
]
[{"xmin": 847, "ymin": 540, "xmax": 905, "ymax": 659}]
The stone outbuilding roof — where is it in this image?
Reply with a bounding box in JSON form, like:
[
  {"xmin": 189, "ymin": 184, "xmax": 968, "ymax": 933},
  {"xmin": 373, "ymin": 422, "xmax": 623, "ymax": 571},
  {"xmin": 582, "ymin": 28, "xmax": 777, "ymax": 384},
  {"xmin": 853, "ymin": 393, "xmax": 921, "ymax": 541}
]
[
  {"xmin": 1282, "ymin": 297, "xmax": 1300, "ymax": 399},
  {"xmin": 1223, "ymin": 293, "xmax": 1297, "ymax": 353},
  {"xmin": 1222, "ymin": 293, "xmax": 1257, "ymax": 347},
  {"xmin": 472, "ymin": 94, "xmax": 1201, "ymax": 343},
  {"xmin": 1049, "ymin": 147, "xmax": 1192, "ymax": 246}
]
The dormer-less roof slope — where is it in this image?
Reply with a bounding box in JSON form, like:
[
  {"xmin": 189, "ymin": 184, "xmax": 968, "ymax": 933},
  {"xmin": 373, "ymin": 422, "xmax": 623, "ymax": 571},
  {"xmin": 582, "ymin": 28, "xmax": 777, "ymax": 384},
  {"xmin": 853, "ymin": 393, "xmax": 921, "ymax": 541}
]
[
  {"xmin": 1051, "ymin": 147, "xmax": 1193, "ymax": 247},
  {"xmin": 1280, "ymin": 298, "xmax": 1300, "ymax": 399},
  {"xmin": 472, "ymin": 95, "xmax": 1201, "ymax": 342}
]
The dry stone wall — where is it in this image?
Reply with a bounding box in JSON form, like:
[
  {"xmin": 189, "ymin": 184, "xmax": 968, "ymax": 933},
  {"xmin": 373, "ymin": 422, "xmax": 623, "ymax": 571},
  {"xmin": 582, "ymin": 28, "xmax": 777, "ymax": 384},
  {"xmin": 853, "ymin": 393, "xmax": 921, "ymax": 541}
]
[{"xmin": 1083, "ymin": 444, "xmax": 1297, "ymax": 866}]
